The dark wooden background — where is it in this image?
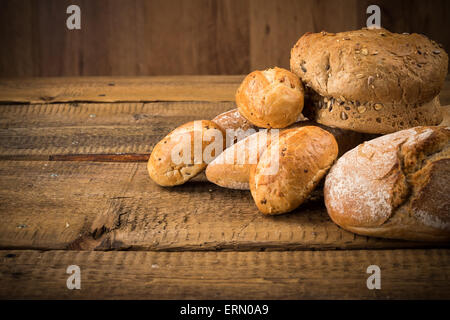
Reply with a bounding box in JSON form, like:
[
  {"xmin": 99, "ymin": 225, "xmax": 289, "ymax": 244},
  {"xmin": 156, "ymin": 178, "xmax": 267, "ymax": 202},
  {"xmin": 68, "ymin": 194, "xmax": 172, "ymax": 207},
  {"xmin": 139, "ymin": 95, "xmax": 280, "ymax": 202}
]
[{"xmin": 1, "ymin": 0, "xmax": 449, "ymax": 77}]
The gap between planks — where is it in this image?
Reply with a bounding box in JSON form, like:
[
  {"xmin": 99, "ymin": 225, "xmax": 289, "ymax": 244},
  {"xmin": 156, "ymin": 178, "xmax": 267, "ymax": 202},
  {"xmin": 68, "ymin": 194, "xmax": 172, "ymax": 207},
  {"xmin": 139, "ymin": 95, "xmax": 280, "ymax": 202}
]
[{"xmin": 0, "ymin": 102, "xmax": 449, "ymax": 162}]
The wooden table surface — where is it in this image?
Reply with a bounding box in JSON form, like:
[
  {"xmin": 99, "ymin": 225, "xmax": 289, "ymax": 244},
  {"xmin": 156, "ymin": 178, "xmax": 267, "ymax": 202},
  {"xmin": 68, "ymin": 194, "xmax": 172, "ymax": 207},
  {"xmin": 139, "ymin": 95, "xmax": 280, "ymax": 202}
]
[{"xmin": 0, "ymin": 76, "xmax": 449, "ymax": 299}]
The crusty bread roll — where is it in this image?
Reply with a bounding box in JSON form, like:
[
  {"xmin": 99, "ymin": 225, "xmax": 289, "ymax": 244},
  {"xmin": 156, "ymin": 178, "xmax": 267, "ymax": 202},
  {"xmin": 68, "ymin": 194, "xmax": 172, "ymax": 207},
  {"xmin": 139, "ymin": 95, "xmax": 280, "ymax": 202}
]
[
  {"xmin": 290, "ymin": 28, "xmax": 448, "ymax": 134},
  {"xmin": 212, "ymin": 108, "xmax": 256, "ymax": 132},
  {"xmin": 206, "ymin": 130, "xmax": 274, "ymax": 190},
  {"xmin": 250, "ymin": 126, "xmax": 338, "ymax": 214},
  {"xmin": 298, "ymin": 121, "xmax": 378, "ymax": 157},
  {"xmin": 236, "ymin": 67, "xmax": 304, "ymax": 128},
  {"xmin": 324, "ymin": 126, "xmax": 450, "ymax": 241},
  {"xmin": 206, "ymin": 121, "xmax": 376, "ymax": 190},
  {"xmin": 148, "ymin": 120, "xmax": 225, "ymax": 186}
]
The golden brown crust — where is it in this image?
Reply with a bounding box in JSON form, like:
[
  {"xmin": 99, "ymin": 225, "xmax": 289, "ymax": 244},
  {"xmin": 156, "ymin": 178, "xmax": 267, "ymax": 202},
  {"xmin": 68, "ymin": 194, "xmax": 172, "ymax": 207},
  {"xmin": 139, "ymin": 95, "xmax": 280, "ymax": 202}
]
[
  {"xmin": 250, "ymin": 126, "xmax": 338, "ymax": 214},
  {"xmin": 288, "ymin": 120, "xmax": 378, "ymax": 157},
  {"xmin": 324, "ymin": 126, "xmax": 450, "ymax": 241},
  {"xmin": 206, "ymin": 130, "xmax": 273, "ymax": 190},
  {"xmin": 211, "ymin": 108, "xmax": 256, "ymax": 132},
  {"xmin": 290, "ymin": 28, "xmax": 448, "ymax": 106},
  {"xmin": 206, "ymin": 122, "xmax": 376, "ymax": 190},
  {"xmin": 303, "ymin": 89, "xmax": 443, "ymax": 134},
  {"xmin": 148, "ymin": 120, "xmax": 225, "ymax": 186},
  {"xmin": 236, "ymin": 67, "xmax": 304, "ymax": 128}
]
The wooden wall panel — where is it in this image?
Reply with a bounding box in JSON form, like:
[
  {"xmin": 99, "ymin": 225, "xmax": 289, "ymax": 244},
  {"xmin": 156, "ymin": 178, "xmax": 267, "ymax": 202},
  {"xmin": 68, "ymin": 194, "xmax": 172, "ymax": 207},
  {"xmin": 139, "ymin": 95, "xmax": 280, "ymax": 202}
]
[
  {"xmin": 356, "ymin": 0, "xmax": 450, "ymax": 50},
  {"xmin": 0, "ymin": 0, "xmax": 448, "ymax": 76},
  {"xmin": 249, "ymin": 0, "xmax": 359, "ymax": 70},
  {"xmin": 0, "ymin": 0, "xmax": 250, "ymax": 76}
]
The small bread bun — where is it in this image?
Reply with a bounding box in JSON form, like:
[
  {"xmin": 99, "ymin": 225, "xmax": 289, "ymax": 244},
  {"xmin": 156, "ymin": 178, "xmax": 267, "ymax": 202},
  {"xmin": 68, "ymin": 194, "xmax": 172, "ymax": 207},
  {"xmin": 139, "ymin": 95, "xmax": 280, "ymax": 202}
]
[
  {"xmin": 212, "ymin": 108, "xmax": 256, "ymax": 132},
  {"xmin": 250, "ymin": 126, "xmax": 338, "ymax": 214},
  {"xmin": 324, "ymin": 126, "xmax": 450, "ymax": 241},
  {"xmin": 148, "ymin": 120, "xmax": 225, "ymax": 186},
  {"xmin": 236, "ymin": 67, "xmax": 304, "ymax": 128}
]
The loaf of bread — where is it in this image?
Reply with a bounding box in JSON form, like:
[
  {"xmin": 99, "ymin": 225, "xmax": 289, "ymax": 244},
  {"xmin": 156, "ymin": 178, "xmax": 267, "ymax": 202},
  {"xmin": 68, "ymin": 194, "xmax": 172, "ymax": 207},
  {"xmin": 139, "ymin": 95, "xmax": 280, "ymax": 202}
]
[
  {"xmin": 206, "ymin": 121, "xmax": 376, "ymax": 190},
  {"xmin": 206, "ymin": 130, "xmax": 274, "ymax": 190},
  {"xmin": 250, "ymin": 126, "xmax": 338, "ymax": 214},
  {"xmin": 291, "ymin": 28, "xmax": 448, "ymax": 134},
  {"xmin": 148, "ymin": 120, "xmax": 225, "ymax": 186},
  {"xmin": 236, "ymin": 67, "xmax": 304, "ymax": 128},
  {"xmin": 324, "ymin": 126, "xmax": 450, "ymax": 241}
]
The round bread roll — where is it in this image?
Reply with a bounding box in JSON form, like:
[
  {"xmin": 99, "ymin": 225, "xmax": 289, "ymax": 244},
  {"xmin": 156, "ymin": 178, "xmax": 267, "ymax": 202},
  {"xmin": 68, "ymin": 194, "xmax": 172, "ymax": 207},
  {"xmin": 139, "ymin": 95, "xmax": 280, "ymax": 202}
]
[
  {"xmin": 148, "ymin": 120, "xmax": 225, "ymax": 186},
  {"xmin": 324, "ymin": 126, "xmax": 450, "ymax": 241},
  {"xmin": 250, "ymin": 126, "xmax": 338, "ymax": 214},
  {"xmin": 236, "ymin": 67, "xmax": 304, "ymax": 128},
  {"xmin": 291, "ymin": 28, "xmax": 448, "ymax": 134}
]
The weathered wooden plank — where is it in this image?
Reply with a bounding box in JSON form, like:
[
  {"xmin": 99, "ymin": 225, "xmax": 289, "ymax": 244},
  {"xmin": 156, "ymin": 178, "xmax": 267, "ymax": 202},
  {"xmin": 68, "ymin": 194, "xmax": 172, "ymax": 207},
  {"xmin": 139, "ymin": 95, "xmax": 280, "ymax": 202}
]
[
  {"xmin": 0, "ymin": 101, "xmax": 235, "ymax": 160},
  {"xmin": 0, "ymin": 76, "xmax": 243, "ymax": 104},
  {"xmin": 0, "ymin": 77, "xmax": 448, "ymax": 105},
  {"xmin": 0, "ymin": 161, "xmax": 446, "ymax": 251},
  {"xmin": 0, "ymin": 102, "xmax": 449, "ymax": 161},
  {"xmin": 0, "ymin": 249, "xmax": 449, "ymax": 299},
  {"xmin": 0, "ymin": 161, "xmax": 125, "ymax": 250}
]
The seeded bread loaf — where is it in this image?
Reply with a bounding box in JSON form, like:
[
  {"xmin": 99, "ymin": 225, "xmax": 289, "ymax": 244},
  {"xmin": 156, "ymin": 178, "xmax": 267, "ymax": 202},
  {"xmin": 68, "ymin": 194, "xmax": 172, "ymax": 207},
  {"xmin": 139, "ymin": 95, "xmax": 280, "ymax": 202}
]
[
  {"xmin": 250, "ymin": 126, "xmax": 338, "ymax": 214},
  {"xmin": 291, "ymin": 28, "xmax": 448, "ymax": 134},
  {"xmin": 324, "ymin": 126, "xmax": 450, "ymax": 241},
  {"xmin": 148, "ymin": 120, "xmax": 225, "ymax": 186},
  {"xmin": 236, "ymin": 67, "xmax": 305, "ymax": 128},
  {"xmin": 303, "ymin": 89, "xmax": 443, "ymax": 134}
]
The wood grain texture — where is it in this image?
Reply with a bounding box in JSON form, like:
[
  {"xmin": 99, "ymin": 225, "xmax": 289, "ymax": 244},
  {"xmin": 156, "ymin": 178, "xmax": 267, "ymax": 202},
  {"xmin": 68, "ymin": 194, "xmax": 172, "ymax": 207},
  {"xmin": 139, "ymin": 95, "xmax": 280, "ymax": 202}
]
[
  {"xmin": 0, "ymin": 76, "xmax": 243, "ymax": 104},
  {"xmin": 0, "ymin": 99, "xmax": 448, "ymax": 162},
  {"xmin": 356, "ymin": 0, "xmax": 450, "ymax": 55},
  {"xmin": 0, "ymin": 0, "xmax": 250, "ymax": 76},
  {"xmin": 0, "ymin": 161, "xmax": 113, "ymax": 249},
  {"xmin": 0, "ymin": 101, "xmax": 235, "ymax": 160},
  {"xmin": 249, "ymin": 0, "xmax": 358, "ymax": 70},
  {"xmin": 0, "ymin": 160, "xmax": 446, "ymax": 251},
  {"xmin": 1, "ymin": 0, "xmax": 448, "ymax": 77},
  {"xmin": 1, "ymin": 249, "xmax": 449, "ymax": 299},
  {"xmin": 1, "ymin": 77, "xmax": 448, "ymax": 105}
]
